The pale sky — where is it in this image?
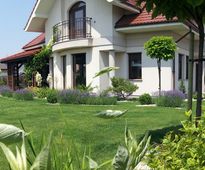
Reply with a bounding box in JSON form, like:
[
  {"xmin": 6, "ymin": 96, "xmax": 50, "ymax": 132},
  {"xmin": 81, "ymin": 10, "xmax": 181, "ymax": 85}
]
[{"xmin": 0, "ymin": 0, "xmax": 40, "ymax": 58}]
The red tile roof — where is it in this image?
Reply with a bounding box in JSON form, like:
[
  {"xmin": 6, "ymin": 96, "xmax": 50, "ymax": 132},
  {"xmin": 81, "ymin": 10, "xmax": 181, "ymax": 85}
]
[
  {"xmin": 0, "ymin": 48, "xmax": 41, "ymax": 63},
  {"xmin": 116, "ymin": 7, "xmax": 178, "ymax": 28},
  {"xmin": 23, "ymin": 33, "xmax": 45, "ymax": 50},
  {"xmin": 123, "ymin": 0, "xmax": 136, "ymax": 6}
]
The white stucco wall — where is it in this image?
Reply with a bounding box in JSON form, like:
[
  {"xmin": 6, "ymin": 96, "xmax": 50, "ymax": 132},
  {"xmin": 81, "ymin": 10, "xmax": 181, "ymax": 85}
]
[
  {"xmin": 45, "ymin": 0, "xmax": 61, "ymax": 44},
  {"xmin": 46, "ymin": 0, "xmax": 202, "ymax": 95}
]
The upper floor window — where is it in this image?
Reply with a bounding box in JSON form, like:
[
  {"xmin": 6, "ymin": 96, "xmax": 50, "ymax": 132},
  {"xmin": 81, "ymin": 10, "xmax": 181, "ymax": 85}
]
[
  {"xmin": 69, "ymin": 2, "xmax": 86, "ymax": 39},
  {"xmin": 128, "ymin": 53, "xmax": 142, "ymax": 80}
]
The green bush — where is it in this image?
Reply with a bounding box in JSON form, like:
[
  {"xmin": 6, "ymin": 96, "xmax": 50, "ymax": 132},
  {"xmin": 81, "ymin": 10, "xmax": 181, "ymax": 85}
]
[
  {"xmin": 148, "ymin": 112, "xmax": 205, "ymax": 169},
  {"xmin": 139, "ymin": 93, "xmax": 152, "ymax": 105},
  {"xmin": 179, "ymin": 80, "xmax": 186, "ymax": 94},
  {"xmin": 157, "ymin": 90, "xmax": 185, "ymax": 107},
  {"xmin": 0, "ymin": 78, "xmax": 7, "ymax": 86},
  {"xmin": 13, "ymin": 89, "xmax": 33, "ymax": 101},
  {"xmin": 29, "ymin": 87, "xmax": 50, "ymax": 98},
  {"xmin": 76, "ymin": 83, "xmax": 94, "ymax": 93},
  {"xmin": 47, "ymin": 90, "xmax": 57, "ymax": 103},
  {"xmin": 0, "ymin": 86, "xmax": 13, "ymax": 97},
  {"xmin": 110, "ymin": 77, "xmax": 138, "ymax": 100}
]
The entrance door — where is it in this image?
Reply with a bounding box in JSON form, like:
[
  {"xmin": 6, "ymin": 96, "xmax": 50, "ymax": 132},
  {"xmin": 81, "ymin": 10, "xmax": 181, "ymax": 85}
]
[{"xmin": 73, "ymin": 54, "xmax": 86, "ymax": 88}]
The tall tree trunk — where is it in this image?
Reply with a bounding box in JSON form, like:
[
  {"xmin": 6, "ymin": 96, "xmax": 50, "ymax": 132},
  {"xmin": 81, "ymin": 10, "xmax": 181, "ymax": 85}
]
[
  {"xmin": 196, "ymin": 22, "xmax": 204, "ymax": 121},
  {"xmin": 187, "ymin": 31, "xmax": 194, "ymax": 120},
  {"xmin": 157, "ymin": 59, "xmax": 161, "ymax": 96}
]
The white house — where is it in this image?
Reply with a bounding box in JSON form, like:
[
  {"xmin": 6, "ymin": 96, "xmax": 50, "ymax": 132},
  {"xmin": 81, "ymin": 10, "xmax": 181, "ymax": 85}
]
[{"xmin": 24, "ymin": 0, "xmax": 204, "ymax": 95}]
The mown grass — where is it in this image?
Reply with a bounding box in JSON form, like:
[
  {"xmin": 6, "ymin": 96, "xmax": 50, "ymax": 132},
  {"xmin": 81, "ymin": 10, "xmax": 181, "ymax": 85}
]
[{"xmin": 0, "ymin": 97, "xmax": 187, "ymax": 169}]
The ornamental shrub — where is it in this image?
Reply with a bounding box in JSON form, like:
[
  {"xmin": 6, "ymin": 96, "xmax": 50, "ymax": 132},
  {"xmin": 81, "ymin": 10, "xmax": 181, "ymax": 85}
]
[
  {"xmin": 139, "ymin": 93, "xmax": 153, "ymax": 105},
  {"xmin": 179, "ymin": 80, "xmax": 186, "ymax": 94},
  {"xmin": 110, "ymin": 77, "xmax": 138, "ymax": 100},
  {"xmin": 148, "ymin": 113, "xmax": 205, "ymax": 169},
  {"xmin": 13, "ymin": 89, "xmax": 33, "ymax": 101},
  {"xmin": 157, "ymin": 90, "xmax": 185, "ymax": 107},
  {"xmin": 35, "ymin": 88, "xmax": 50, "ymax": 99},
  {"xmin": 29, "ymin": 87, "xmax": 51, "ymax": 99},
  {"xmin": 0, "ymin": 86, "xmax": 13, "ymax": 97},
  {"xmin": 0, "ymin": 78, "xmax": 7, "ymax": 86},
  {"xmin": 47, "ymin": 90, "xmax": 57, "ymax": 104}
]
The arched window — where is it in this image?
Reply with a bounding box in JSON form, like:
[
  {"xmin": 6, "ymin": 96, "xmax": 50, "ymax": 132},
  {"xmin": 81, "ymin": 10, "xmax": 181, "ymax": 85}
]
[{"xmin": 69, "ymin": 2, "xmax": 86, "ymax": 39}]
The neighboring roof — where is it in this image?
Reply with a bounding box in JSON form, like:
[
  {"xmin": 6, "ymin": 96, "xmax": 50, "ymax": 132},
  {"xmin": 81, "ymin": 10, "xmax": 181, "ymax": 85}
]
[
  {"xmin": 122, "ymin": 0, "xmax": 137, "ymax": 7},
  {"xmin": 0, "ymin": 48, "xmax": 41, "ymax": 63},
  {"xmin": 0, "ymin": 33, "xmax": 45, "ymax": 63},
  {"xmin": 115, "ymin": 7, "xmax": 178, "ymax": 28},
  {"xmin": 23, "ymin": 33, "xmax": 45, "ymax": 50}
]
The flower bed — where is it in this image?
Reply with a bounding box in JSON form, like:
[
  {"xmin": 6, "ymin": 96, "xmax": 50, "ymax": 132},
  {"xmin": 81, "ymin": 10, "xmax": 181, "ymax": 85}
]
[
  {"xmin": 56, "ymin": 89, "xmax": 117, "ymax": 105},
  {"xmin": 13, "ymin": 89, "xmax": 33, "ymax": 101},
  {"xmin": 157, "ymin": 90, "xmax": 185, "ymax": 107},
  {"xmin": 0, "ymin": 86, "xmax": 13, "ymax": 97}
]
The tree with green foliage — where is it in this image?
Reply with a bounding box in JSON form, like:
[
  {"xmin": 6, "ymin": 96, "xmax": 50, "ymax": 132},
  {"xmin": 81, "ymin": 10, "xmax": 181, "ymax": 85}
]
[
  {"xmin": 24, "ymin": 44, "xmax": 52, "ymax": 87},
  {"xmin": 110, "ymin": 77, "xmax": 138, "ymax": 100},
  {"xmin": 137, "ymin": 0, "xmax": 205, "ymax": 120},
  {"xmin": 144, "ymin": 36, "xmax": 176, "ymax": 96}
]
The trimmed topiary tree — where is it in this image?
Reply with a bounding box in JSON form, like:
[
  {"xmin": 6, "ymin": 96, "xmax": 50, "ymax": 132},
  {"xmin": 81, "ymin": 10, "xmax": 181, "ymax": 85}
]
[
  {"xmin": 110, "ymin": 77, "xmax": 138, "ymax": 100},
  {"xmin": 144, "ymin": 36, "xmax": 176, "ymax": 96}
]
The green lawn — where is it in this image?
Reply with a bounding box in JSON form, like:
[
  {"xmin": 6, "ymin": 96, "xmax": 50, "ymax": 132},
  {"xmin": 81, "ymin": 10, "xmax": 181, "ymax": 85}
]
[{"xmin": 0, "ymin": 97, "xmax": 187, "ymax": 169}]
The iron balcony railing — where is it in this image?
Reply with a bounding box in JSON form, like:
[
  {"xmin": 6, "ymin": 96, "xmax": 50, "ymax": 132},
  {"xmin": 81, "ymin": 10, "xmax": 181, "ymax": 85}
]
[{"xmin": 53, "ymin": 17, "xmax": 92, "ymax": 43}]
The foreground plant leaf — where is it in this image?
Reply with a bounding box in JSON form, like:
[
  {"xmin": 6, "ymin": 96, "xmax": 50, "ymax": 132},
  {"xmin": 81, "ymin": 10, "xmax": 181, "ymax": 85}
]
[
  {"xmin": 87, "ymin": 156, "xmax": 112, "ymax": 170},
  {"xmin": 86, "ymin": 156, "xmax": 98, "ymax": 169},
  {"xmin": 0, "ymin": 124, "xmax": 25, "ymax": 145},
  {"xmin": 0, "ymin": 139, "xmax": 27, "ymax": 170},
  {"xmin": 96, "ymin": 110, "xmax": 128, "ymax": 119},
  {"xmin": 93, "ymin": 67, "xmax": 119, "ymax": 78},
  {"xmin": 112, "ymin": 146, "xmax": 129, "ymax": 170},
  {"xmin": 31, "ymin": 133, "xmax": 52, "ymax": 170},
  {"xmin": 113, "ymin": 126, "xmax": 151, "ymax": 170}
]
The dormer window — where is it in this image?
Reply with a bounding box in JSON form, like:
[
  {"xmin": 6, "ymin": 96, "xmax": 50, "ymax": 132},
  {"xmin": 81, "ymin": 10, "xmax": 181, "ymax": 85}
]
[{"xmin": 69, "ymin": 2, "xmax": 86, "ymax": 39}]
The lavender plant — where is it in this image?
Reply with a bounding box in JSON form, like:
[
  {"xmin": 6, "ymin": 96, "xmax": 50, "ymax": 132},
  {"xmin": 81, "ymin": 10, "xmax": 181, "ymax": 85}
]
[
  {"xmin": 57, "ymin": 89, "xmax": 117, "ymax": 105},
  {"xmin": 0, "ymin": 86, "xmax": 13, "ymax": 97},
  {"xmin": 157, "ymin": 90, "xmax": 185, "ymax": 107},
  {"xmin": 13, "ymin": 89, "xmax": 33, "ymax": 101}
]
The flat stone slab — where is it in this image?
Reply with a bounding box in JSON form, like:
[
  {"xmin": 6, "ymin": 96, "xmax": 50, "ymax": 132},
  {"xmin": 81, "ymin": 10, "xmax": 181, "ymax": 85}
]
[
  {"xmin": 134, "ymin": 162, "xmax": 152, "ymax": 170},
  {"xmin": 136, "ymin": 104, "xmax": 157, "ymax": 107}
]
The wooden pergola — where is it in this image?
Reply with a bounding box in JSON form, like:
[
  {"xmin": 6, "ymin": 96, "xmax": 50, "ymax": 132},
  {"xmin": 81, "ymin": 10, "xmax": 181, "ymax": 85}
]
[
  {"xmin": 0, "ymin": 33, "xmax": 45, "ymax": 90},
  {"xmin": 1, "ymin": 48, "xmax": 41, "ymax": 90}
]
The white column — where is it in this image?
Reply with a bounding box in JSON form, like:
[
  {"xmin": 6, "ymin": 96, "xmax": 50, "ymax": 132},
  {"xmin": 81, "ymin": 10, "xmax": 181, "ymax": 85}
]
[
  {"xmin": 109, "ymin": 50, "xmax": 115, "ymax": 85},
  {"xmin": 53, "ymin": 53, "xmax": 63, "ymax": 90},
  {"xmin": 49, "ymin": 57, "xmax": 54, "ymax": 89},
  {"xmin": 66, "ymin": 54, "xmax": 73, "ymax": 89}
]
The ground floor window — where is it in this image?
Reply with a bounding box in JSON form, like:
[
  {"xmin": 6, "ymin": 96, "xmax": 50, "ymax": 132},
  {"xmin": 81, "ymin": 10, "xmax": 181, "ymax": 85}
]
[
  {"xmin": 62, "ymin": 55, "xmax": 66, "ymax": 89},
  {"xmin": 186, "ymin": 55, "xmax": 189, "ymax": 79},
  {"xmin": 128, "ymin": 53, "xmax": 142, "ymax": 80},
  {"xmin": 73, "ymin": 53, "xmax": 86, "ymax": 87},
  {"xmin": 178, "ymin": 54, "xmax": 183, "ymax": 80}
]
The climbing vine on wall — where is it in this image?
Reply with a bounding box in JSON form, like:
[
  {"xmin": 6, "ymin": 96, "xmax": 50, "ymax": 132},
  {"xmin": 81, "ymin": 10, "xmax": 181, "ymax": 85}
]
[{"xmin": 24, "ymin": 44, "xmax": 52, "ymax": 85}]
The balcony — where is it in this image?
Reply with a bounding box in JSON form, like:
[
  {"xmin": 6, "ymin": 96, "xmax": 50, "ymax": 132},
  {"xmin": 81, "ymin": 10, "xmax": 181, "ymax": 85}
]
[{"xmin": 53, "ymin": 17, "xmax": 92, "ymax": 44}]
